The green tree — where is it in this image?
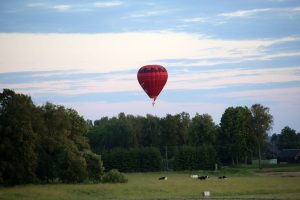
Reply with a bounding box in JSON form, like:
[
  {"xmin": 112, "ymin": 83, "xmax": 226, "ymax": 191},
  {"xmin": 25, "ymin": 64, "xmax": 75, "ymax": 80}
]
[
  {"xmin": 56, "ymin": 140, "xmax": 88, "ymax": 183},
  {"xmin": 0, "ymin": 89, "xmax": 38, "ymax": 186},
  {"xmin": 219, "ymin": 106, "xmax": 254, "ymax": 165},
  {"xmin": 141, "ymin": 114, "xmax": 160, "ymax": 147},
  {"xmin": 189, "ymin": 113, "xmax": 217, "ymax": 146},
  {"xmin": 278, "ymin": 126, "xmax": 300, "ymax": 150},
  {"xmin": 251, "ymin": 104, "xmax": 273, "ymax": 169},
  {"xmin": 37, "ymin": 101, "xmax": 97, "ymax": 183},
  {"xmin": 176, "ymin": 112, "xmax": 190, "ymax": 146},
  {"xmin": 67, "ymin": 108, "xmax": 90, "ymax": 150},
  {"xmin": 36, "ymin": 137, "xmax": 61, "ymax": 183},
  {"xmin": 160, "ymin": 114, "xmax": 179, "ymax": 159}
]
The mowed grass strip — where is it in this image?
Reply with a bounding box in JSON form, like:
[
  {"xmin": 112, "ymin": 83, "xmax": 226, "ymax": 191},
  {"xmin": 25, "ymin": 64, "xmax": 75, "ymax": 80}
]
[{"xmin": 0, "ymin": 171, "xmax": 300, "ymax": 200}]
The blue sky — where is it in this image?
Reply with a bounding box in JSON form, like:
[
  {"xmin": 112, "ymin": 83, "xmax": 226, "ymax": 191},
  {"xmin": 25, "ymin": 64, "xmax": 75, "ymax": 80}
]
[{"xmin": 0, "ymin": 0, "xmax": 300, "ymax": 133}]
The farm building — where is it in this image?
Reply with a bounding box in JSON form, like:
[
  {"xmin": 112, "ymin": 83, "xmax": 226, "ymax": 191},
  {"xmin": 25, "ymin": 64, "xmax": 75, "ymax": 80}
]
[{"xmin": 277, "ymin": 149, "xmax": 300, "ymax": 164}]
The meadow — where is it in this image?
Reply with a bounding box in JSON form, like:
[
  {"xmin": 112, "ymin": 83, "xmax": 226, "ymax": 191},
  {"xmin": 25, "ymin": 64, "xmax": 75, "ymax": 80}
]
[{"xmin": 0, "ymin": 164, "xmax": 300, "ymax": 200}]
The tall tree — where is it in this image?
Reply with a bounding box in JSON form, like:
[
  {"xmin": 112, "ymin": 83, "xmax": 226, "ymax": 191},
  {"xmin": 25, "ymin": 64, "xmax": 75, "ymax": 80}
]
[
  {"xmin": 176, "ymin": 112, "xmax": 190, "ymax": 146},
  {"xmin": 141, "ymin": 114, "xmax": 160, "ymax": 147},
  {"xmin": 251, "ymin": 104, "xmax": 273, "ymax": 169},
  {"xmin": 219, "ymin": 107, "xmax": 254, "ymax": 165},
  {"xmin": 0, "ymin": 89, "xmax": 38, "ymax": 185},
  {"xmin": 160, "ymin": 114, "xmax": 179, "ymax": 157},
  {"xmin": 189, "ymin": 113, "xmax": 217, "ymax": 146},
  {"xmin": 67, "ymin": 108, "xmax": 90, "ymax": 150}
]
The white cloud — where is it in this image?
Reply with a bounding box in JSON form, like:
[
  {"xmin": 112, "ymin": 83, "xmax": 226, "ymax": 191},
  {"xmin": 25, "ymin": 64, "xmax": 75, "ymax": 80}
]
[
  {"xmin": 52, "ymin": 4, "xmax": 72, "ymax": 12},
  {"xmin": 181, "ymin": 17, "xmax": 206, "ymax": 23},
  {"xmin": 167, "ymin": 66, "xmax": 300, "ymax": 91},
  {"xmin": 219, "ymin": 7, "xmax": 300, "ymax": 18},
  {"xmin": 26, "ymin": 3, "xmax": 45, "ymax": 7},
  {"xmin": 219, "ymin": 8, "xmax": 272, "ymax": 18},
  {"xmin": 2, "ymin": 65, "xmax": 300, "ymax": 97},
  {"xmin": 219, "ymin": 87, "xmax": 300, "ymax": 105},
  {"xmin": 125, "ymin": 10, "xmax": 171, "ymax": 18},
  {"xmin": 292, "ymin": 7, "xmax": 300, "ymax": 12},
  {"xmin": 1, "ymin": 32, "xmax": 299, "ymax": 74},
  {"xmin": 94, "ymin": 1, "xmax": 123, "ymax": 8},
  {"xmin": 25, "ymin": 1, "xmax": 123, "ymax": 12}
]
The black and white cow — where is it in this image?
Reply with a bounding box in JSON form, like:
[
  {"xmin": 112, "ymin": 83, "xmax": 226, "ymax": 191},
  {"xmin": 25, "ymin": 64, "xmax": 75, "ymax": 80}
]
[
  {"xmin": 198, "ymin": 175, "xmax": 209, "ymax": 180},
  {"xmin": 159, "ymin": 176, "xmax": 167, "ymax": 180}
]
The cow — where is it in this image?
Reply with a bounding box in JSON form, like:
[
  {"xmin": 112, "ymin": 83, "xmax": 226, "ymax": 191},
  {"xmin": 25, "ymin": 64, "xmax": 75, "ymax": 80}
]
[
  {"xmin": 218, "ymin": 175, "xmax": 227, "ymax": 179},
  {"xmin": 159, "ymin": 176, "xmax": 167, "ymax": 180},
  {"xmin": 198, "ymin": 175, "xmax": 209, "ymax": 180},
  {"xmin": 191, "ymin": 175, "xmax": 198, "ymax": 179}
]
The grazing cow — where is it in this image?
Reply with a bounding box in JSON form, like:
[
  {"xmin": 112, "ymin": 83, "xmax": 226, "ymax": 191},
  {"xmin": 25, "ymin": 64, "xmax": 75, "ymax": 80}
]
[
  {"xmin": 218, "ymin": 175, "xmax": 227, "ymax": 179},
  {"xmin": 198, "ymin": 175, "xmax": 208, "ymax": 180},
  {"xmin": 159, "ymin": 176, "xmax": 167, "ymax": 180},
  {"xmin": 191, "ymin": 175, "xmax": 198, "ymax": 179}
]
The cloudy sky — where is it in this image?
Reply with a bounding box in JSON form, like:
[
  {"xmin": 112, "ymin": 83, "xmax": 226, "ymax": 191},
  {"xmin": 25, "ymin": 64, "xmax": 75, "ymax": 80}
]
[{"xmin": 1, "ymin": 0, "xmax": 300, "ymax": 133}]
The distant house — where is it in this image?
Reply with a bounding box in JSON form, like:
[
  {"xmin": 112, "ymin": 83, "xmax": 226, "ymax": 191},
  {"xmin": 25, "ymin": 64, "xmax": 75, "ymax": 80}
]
[
  {"xmin": 264, "ymin": 146, "xmax": 279, "ymax": 159},
  {"xmin": 277, "ymin": 149, "xmax": 300, "ymax": 164}
]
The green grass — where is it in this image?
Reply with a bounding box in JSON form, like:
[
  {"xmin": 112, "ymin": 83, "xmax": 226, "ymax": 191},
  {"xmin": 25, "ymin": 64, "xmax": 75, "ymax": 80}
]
[{"xmin": 1, "ymin": 165, "xmax": 300, "ymax": 200}]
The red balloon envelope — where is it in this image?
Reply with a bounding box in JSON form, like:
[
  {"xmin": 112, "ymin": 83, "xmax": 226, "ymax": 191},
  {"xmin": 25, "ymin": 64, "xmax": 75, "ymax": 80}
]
[{"xmin": 137, "ymin": 65, "xmax": 168, "ymax": 105}]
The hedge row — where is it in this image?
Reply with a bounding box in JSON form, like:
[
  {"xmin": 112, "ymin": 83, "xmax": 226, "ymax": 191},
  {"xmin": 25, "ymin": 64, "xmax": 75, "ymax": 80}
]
[
  {"xmin": 173, "ymin": 145, "xmax": 217, "ymax": 170},
  {"xmin": 102, "ymin": 147, "xmax": 162, "ymax": 172}
]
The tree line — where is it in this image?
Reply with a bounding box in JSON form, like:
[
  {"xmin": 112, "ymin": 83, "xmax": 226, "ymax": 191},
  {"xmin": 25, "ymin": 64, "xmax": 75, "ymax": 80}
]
[
  {"xmin": 88, "ymin": 105, "xmax": 276, "ymax": 169},
  {"xmin": 0, "ymin": 89, "xmax": 104, "ymax": 186},
  {"xmin": 1, "ymin": 89, "xmax": 299, "ymax": 186}
]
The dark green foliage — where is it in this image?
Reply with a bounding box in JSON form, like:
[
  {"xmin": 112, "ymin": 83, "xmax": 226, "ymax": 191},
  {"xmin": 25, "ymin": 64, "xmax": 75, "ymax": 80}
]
[
  {"xmin": 0, "ymin": 89, "xmax": 38, "ymax": 186},
  {"xmin": 219, "ymin": 106, "xmax": 255, "ymax": 165},
  {"xmin": 36, "ymin": 137, "xmax": 60, "ymax": 182},
  {"xmin": 251, "ymin": 104, "xmax": 273, "ymax": 169},
  {"xmin": 36, "ymin": 103, "xmax": 91, "ymax": 183},
  {"xmin": 173, "ymin": 145, "xmax": 216, "ymax": 170},
  {"xmin": 83, "ymin": 151, "xmax": 104, "ymax": 182},
  {"xmin": 277, "ymin": 126, "xmax": 300, "ymax": 150},
  {"xmin": 102, "ymin": 169, "xmax": 128, "ymax": 183},
  {"xmin": 189, "ymin": 113, "xmax": 217, "ymax": 146},
  {"xmin": 55, "ymin": 140, "xmax": 88, "ymax": 183},
  {"xmin": 2, "ymin": 89, "xmax": 299, "ymax": 186},
  {"xmin": 102, "ymin": 147, "xmax": 162, "ymax": 172},
  {"xmin": 0, "ymin": 89, "xmax": 104, "ymax": 186}
]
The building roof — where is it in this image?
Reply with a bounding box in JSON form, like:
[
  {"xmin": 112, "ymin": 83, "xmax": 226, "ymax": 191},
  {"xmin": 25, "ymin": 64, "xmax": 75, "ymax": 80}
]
[{"xmin": 278, "ymin": 149, "xmax": 300, "ymax": 158}]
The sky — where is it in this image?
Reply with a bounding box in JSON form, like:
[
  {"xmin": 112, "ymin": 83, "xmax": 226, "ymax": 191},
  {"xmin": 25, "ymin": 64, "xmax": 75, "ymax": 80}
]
[{"xmin": 0, "ymin": 0, "xmax": 300, "ymax": 134}]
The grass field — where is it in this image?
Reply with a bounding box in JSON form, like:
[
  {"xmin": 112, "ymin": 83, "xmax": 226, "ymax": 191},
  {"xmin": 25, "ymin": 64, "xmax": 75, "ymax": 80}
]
[{"xmin": 1, "ymin": 164, "xmax": 300, "ymax": 200}]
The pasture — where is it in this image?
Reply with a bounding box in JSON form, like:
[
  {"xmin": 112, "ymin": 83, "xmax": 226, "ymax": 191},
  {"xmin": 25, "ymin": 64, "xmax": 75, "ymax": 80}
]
[{"xmin": 0, "ymin": 165, "xmax": 300, "ymax": 200}]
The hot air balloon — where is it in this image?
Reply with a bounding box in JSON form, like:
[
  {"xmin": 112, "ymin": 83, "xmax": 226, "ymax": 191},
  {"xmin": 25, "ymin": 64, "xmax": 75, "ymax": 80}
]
[{"xmin": 137, "ymin": 65, "xmax": 168, "ymax": 105}]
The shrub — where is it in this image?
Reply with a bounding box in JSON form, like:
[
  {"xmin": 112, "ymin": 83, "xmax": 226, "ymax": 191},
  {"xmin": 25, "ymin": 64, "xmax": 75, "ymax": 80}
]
[
  {"xmin": 102, "ymin": 169, "xmax": 128, "ymax": 183},
  {"xmin": 83, "ymin": 151, "xmax": 104, "ymax": 183},
  {"xmin": 56, "ymin": 141, "xmax": 88, "ymax": 183}
]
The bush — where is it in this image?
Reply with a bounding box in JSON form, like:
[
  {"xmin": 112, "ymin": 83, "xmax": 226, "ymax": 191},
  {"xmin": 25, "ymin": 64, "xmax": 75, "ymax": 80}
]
[
  {"xmin": 56, "ymin": 141, "xmax": 88, "ymax": 183},
  {"xmin": 102, "ymin": 169, "xmax": 128, "ymax": 183},
  {"xmin": 83, "ymin": 151, "xmax": 104, "ymax": 183}
]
